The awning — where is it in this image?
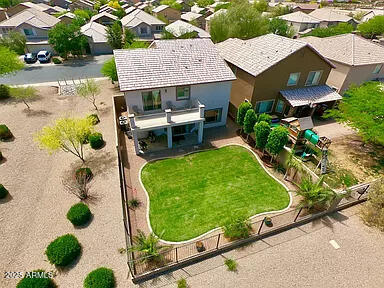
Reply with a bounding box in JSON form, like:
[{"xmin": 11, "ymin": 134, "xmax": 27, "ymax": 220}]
[{"xmin": 280, "ymin": 85, "xmax": 342, "ymax": 107}]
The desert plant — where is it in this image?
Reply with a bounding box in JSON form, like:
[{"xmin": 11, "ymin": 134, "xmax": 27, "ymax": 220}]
[
  {"xmin": 236, "ymin": 101, "xmax": 253, "ymax": 128},
  {"xmin": 0, "ymin": 84, "xmax": 10, "ymax": 99},
  {"xmin": 254, "ymin": 121, "xmax": 270, "ymax": 151},
  {"xmin": 128, "ymin": 230, "xmax": 168, "ymax": 263},
  {"xmin": 361, "ymin": 179, "xmax": 384, "ymax": 231},
  {"xmin": 89, "ymin": 132, "xmax": 104, "ymax": 149},
  {"xmin": 224, "ymin": 258, "xmax": 237, "ymax": 272},
  {"xmin": 10, "ymin": 86, "xmax": 38, "ymax": 109},
  {"xmin": 67, "ymin": 203, "xmax": 91, "ymax": 226},
  {"xmin": 87, "ymin": 114, "xmax": 100, "ymax": 125},
  {"xmin": 76, "ymin": 79, "xmax": 101, "ymax": 110},
  {"xmin": 84, "ymin": 267, "xmax": 115, "ymax": 288},
  {"xmin": 177, "ymin": 278, "xmax": 187, "ymax": 288},
  {"xmin": 127, "ymin": 198, "xmax": 141, "ymax": 209},
  {"xmin": 16, "ymin": 270, "xmax": 56, "ymax": 288},
  {"xmin": 75, "ymin": 167, "xmax": 93, "ymax": 184},
  {"xmin": 0, "ymin": 124, "xmax": 12, "ymax": 140},
  {"xmin": 223, "ymin": 216, "xmax": 251, "ymax": 240},
  {"xmin": 0, "ymin": 184, "xmax": 8, "ymax": 199},
  {"xmin": 63, "ymin": 173, "xmax": 91, "ymax": 200},
  {"xmin": 45, "ymin": 234, "xmax": 81, "ymax": 266},
  {"xmin": 52, "ymin": 57, "xmax": 62, "ymax": 64}
]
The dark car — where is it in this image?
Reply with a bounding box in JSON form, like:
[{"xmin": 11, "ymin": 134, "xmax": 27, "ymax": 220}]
[{"xmin": 24, "ymin": 53, "xmax": 37, "ymax": 64}]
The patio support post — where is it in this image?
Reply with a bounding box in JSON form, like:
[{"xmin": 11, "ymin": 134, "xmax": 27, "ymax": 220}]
[
  {"xmin": 165, "ymin": 109, "xmax": 172, "ymax": 123},
  {"xmin": 132, "ymin": 130, "xmax": 140, "ymax": 155},
  {"xmin": 197, "ymin": 121, "xmax": 203, "ymax": 144},
  {"xmin": 167, "ymin": 127, "xmax": 172, "ymax": 148},
  {"xmin": 199, "ymin": 104, "xmax": 205, "ymax": 119},
  {"xmin": 128, "ymin": 114, "xmax": 136, "ymax": 128}
]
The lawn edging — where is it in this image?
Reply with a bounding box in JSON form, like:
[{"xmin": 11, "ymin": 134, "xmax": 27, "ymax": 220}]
[{"xmin": 138, "ymin": 143, "xmax": 293, "ymax": 245}]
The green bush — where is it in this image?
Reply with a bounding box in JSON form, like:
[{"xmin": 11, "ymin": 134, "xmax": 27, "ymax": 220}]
[
  {"xmin": 0, "ymin": 84, "xmax": 10, "ymax": 99},
  {"xmin": 45, "ymin": 234, "xmax": 81, "ymax": 266},
  {"xmin": 0, "ymin": 184, "xmax": 8, "ymax": 199},
  {"xmin": 17, "ymin": 270, "xmax": 56, "ymax": 288},
  {"xmin": 75, "ymin": 167, "xmax": 93, "ymax": 183},
  {"xmin": 257, "ymin": 113, "xmax": 272, "ymax": 124},
  {"xmin": 0, "ymin": 124, "xmax": 12, "ymax": 140},
  {"xmin": 223, "ymin": 216, "xmax": 251, "ymax": 240},
  {"xmin": 67, "ymin": 203, "xmax": 91, "ymax": 226},
  {"xmin": 83, "ymin": 267, "xmax": 115, "ymax": 288},
  {"xmin": 177, "ymin": 278, "xmax": 187, "ymax": 288},
  {"xmin": 89, "ymin": 132, "xmax": 104, "ymax": 149},
  {"xmin": 52, "ymin": 57, "xmax": 62, "ymax": 64},
  {"xmin": 87, "ymin": 114, "xmax": 100, "ymax": 125},
  {"xmin": 224, "ymin": 258, "xmax": 237, "ymax": 271}
]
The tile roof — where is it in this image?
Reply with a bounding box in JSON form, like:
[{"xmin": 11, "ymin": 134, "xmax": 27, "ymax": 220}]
[
  {"xmin": 280, "ymin": 85, "xmax": 342, "ymax": 107},
  {"xmin": 152, "ymin": 4, "xmax": 169, "ymax": 13},
  {"xmin": 165, "ymin": 20, "xmax": 210, "ymax": 38},
  {"xmin": 309, "ymin": 8, "xmax": 353, "ymax": 22},
  {"xmin": 90, "ymin": 11, "xmax": 118, "ymax": 22},
  {"xmin": 301, "ymin": 34, "xmax": 384, "ymax": 66},
  {"xmin": 293, "ymin": 3, "xmax": 319, "ymax": 10},
  {"xmin": 0, "ymin": 8, "xmax": 60, "ymax": 28},
  {"xmin": 121, "ymin": 9, "xmax": 165, "ymax": 27},
  {"xmin": 58, "ymin": 12, "xmax": 75, "ymax": 19},
  {"xmin": 181, "ymin": 11, "xmax": 202, "ymax": 22},
  {"xmin": 81, "ymin": 21, "xmax": 108, "ymax": 43},
  {"xmin": 125, "ymin": 6, "xmax": 136, "ymax": 14},
  {"xmin": 216, "ymin": 34, "xmax": 334, "ymax": 77},
  {"xmin": 278, "ymin": 11, "xmax": 320, "ymax": 24},
  {"xmin": 114, "ymin": 38, "xmax": 236, "ymax": 91}
]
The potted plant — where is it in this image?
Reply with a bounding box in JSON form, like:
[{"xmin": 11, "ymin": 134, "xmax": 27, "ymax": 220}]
[
  {"xmin": 264, "ymin": 216, "xmax": 273, "ymax": 227},
  {"xmin": 196, "ymin": 241, "xmax": 205, "ymax": 252}
]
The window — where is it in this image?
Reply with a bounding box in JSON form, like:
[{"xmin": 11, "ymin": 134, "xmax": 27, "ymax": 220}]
[
  {"xmin": 176, "ymin": 86, "xmax": 190, "ymax": 100},
  {"xmin": 373, "ymin": 64, "xmax": 382, "ymax": 74},
  {"xmin": 23, "ymin": 28, "xmax": 34, "ymax": 36},
  {"xmin": 142, "ymin": 90, "xmax": 161, "ymax": 111},
  {"xmin": 287, "ymin": 72, "xmax": 300, "ymax": 86},
  {"xmin": 275, "ymin": 100, "xmax": 285, "ymax": 113},
  {"xmin": 255, "ymin": 100, "xmax": 274, "ymax": 114},
  {"xmin": 155, "ymin": 25, "xmax": 163, "ymax": 31},
  {"xmin": 204, "ymin": 108, "xmax": 222, "ymax": 123},
  {"xmin": 305, "ymin": 71, "xmax": 322, "ymax": 86},
  {"xmin": 139, "ymin": 26, "xmax": 147, "ymax": 35}
]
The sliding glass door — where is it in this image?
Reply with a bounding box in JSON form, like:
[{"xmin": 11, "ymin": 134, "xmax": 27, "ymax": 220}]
[{"xmin": 142, "ymin": 90, "xmax": 161, "ymax": 111}]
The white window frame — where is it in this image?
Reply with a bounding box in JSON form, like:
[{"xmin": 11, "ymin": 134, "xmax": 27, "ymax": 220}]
[
  {"xmin": 373, "ymin": 64, "xmax": 383, "ymax": 74},
  {"xmin": 255, "ymin": 100, "xmax": 275, "ymax": 114},
  {"xmin": 287, "ymin": 72, "xmax": 300, "ymax": 86},
  {"xmin": 176, "ymin": 86, "xmax": 190, "ymax": 101},
  {"xmin": 305, "ymin": 70, "xmax": 323, "ymax": 86}
]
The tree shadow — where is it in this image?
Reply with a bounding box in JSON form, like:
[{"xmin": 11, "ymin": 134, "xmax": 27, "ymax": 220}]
[
  {"xmin": 0, "ymin": 135, "xmax": 15, "ymax": 143},
  {"xmin": 0, "ymin": 156, "xmax": 7, "ymax": 165},
  {"xmin": 54, "ymin": 250, "xmax": 82, "ymax": 275},
  {"xmin": 23, "ymin": 109, "xmax": 53, "ymax": 117},
  {"xmin": 85, "ymin": 151, "xmax": 117, "ymax": 178},
  {"xmin": 0, "ymin": 192, "xmax": 13, "ymax": 204}
]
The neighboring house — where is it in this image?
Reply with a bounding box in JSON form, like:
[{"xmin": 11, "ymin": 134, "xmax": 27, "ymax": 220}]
[
  {"xmin": 90, "ymin": 11, "xmax": 118, "ymax": 25},
  {"xmin": 125, "ymin": 6, "xmax": 137, "ymax": 15},
  {"xmin": 181, "ymin": 12, "xmax": 205, "ymax": 29},
  {"xmin": 152, "ymin": 5, "xmax": 181, "ymax": 23},
  {"xmin": 50, "ymin": 0, "xmax": 72, "ymax": 9},
  {"xmin": 0, "ymin": 8, "xmax": 8, "ymax": 22},
  {"xmin": 113, "ymin": 38, "xmax": 236, "ymax": 154},
  {"xmin": 309, "ymin": 8, "xmax": 357, "ymax": 27},
  {"xmin": 208, "ymin": 2, "xmax": 228, "ymax": 13},
  {"xmin": 205, "ymin": 8, "xmax": 226, "ymax": 32},
  {"xmin": 43, "ymin": 5, "xmax": 67, "ymax": 15},
  {"xmin": 58, "ymin": 12, "xmax": 76, "ymax": 24},
  {"xmin": 69, "ymin": 0, "xmax": 95, "ymax": 12},
  {"xmin": 358, "ymin": 8, "xmax": 384, "ymax": 22},
  {"xmin": 0, "ymin": 8, "xmax": 60, "ymax": 53},
  {"xmin": 190, "ymin": 4, "xmax": 206, "ymax": 14},
  {"xmin": 302, "ymin": 34, "xmax": 384, "ymax": 93},
  {"xmin": 278, "ymin": 11, "xmax": 320, "ymax": 34},
  {"xmin": 216, "ymin": 34, "xmax": 342, "ymax": 119},
  {"xmin": 165, "ymin": 20, "xmax": 210, "ymax": 38},
  {"xmin": 176, "ymin": 0, "xmax": 191, "ymax": 12},
  {"xmin": 6, "ymin": 2, "xmax": 63, "ymax": 17},
  {"xmin": 99, "ymin": 4, "xmax": 117, "ymax": 14},
  {"xmin": 81, "ymin": 21, "xmax": 113, "ymax": 55},
  {"xmin": 121, "ymin": 9, "xmax": 165, "ymax": 40},
  {"xmin": 291, "ymin": 3, "xmax": 319, "ymax": 14}
]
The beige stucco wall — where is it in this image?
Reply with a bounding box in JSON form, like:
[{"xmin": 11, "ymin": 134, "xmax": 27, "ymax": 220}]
[
  {"xmin": 325, "ymin": 60, "xmax": 350, "ymax": 92},
  {"xmin": 341, "ymin": 64, "xmax": 384, "ymax": 92}
]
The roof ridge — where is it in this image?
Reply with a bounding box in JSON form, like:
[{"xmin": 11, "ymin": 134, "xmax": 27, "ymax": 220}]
[{"xmin": 351, "ymin": 33, "xmax": 355, "ymax": 66}]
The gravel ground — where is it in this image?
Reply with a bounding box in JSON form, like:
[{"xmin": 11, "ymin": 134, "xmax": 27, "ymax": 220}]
[{"xmin": 0, "ymin": 81, "xmax": 128, "ymax": 287}]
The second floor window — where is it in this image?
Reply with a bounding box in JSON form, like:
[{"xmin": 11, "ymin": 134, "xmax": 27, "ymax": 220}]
[
  {"xmin": 305, "ymin": 71, "xmax": 322, "ymax": 86},
  {"xmin": 373, "ymin": 64, "xmax": 382, "ymax": 74},
  {"xmin": 287, "ymin": 72, "xmax": 300, "ymax": 86},
  {"xmin": 176, "ymin": 86, "xmax": 190, "ymax": 100},
  {"xmin": 155, "ymin": 25, "xmax": 163, "ymax": 31},
  {"xmin": 255, "ymin": 100, "xmax": 274, "ymax": 114},
  {"xmin": 142, "ymin": 90, "xmax": 161, "ymax": 111},
  {"xmin": 23, "ymin": 28, "xmax": 34, "ymax": 36},
  {"xmin": 140, "ymin": 26, "xmax": 147, "ymax": 35}
]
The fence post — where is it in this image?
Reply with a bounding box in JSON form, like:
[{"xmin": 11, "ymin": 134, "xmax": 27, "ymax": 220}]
[
  {"xmin": 294, "ymin": 207, "xmax": 303, "ymax": 222},
  {"xmin": 216, "ymin": 234, "xmax": 221, "ymax": 249},
  {"xmin": 176, "ymin": 247, "xmax": 178, "ymax": 263},
  {"xmin": 258, "ymin": 218, "xmax": 265, "ymax": 235}
]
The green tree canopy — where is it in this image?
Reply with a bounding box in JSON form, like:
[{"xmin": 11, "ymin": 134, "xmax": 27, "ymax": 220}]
[
  {"xmin": 196, "ymin": 0, "xmax": 214, "ymax": 8},
  {"xmin": 254, "ymin": 121, "xmax": 270, "ymax": 150},
  {"xmin": 243, "ymin": 109, "xmax": 257, "ymax": 134},
  {"xmin": 358, "ymin": 15, "xmax": 384, "ymax": 39},
  {"xmin": 74, "ymin": 9, "xmax": 94, "ymax": 21},
  {"xmin": 253, "ymin": 0, "xmax": 268, "ymax": 12},
  {"xmin": 302, "ymin": 23, "xmax": 354, "ymax": 38},
  {"xmin": 0, "ymin": 31, "xmax": 26, "ymax": 54},
  {"xmin": 269, "ymin": 17, "xmax": 294, "ymax": 38},
  {"xmin": 0, "ymin": 46, "xmax": 24, "ymax": 76},
  {"xmin": 10, "ymin": 86, "xmax": 38, "ymax": 109},
  {"xmin": 325, "ymin": 81, "xmax": 384, "ymax": 146},
  {"xmin": 266, "ymin": 126, "xmax": 289, "ymax": 156},
  {"xmin": 236, "ymin": 101, "xmax": 253, "ymax": 126},
  {"xmin": 270, "ymin": 5, "xmax": 291, "ymax": 17},
  {"xmin": 101, "ymin": 57, "xmax": 118, "ymax": 83},
  {"xmin": 257, "ymin": 113, "xmax": 272, "ymax": 124},
  {"xmin": 0, "ymin": 0, "xmax": 20, "ymax": 8},
  {"xmin": 106, "ymin": 21, "xmax": 123, "ymax": 49},
  {"xmin": 160, "ymin": 0, "xmax": 182, "ymax": 10}
]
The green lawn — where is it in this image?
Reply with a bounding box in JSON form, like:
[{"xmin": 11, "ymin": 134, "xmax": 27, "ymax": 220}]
[{"xmin": 141, "ymin": 145, "xmax": 290, "ymax": 242}]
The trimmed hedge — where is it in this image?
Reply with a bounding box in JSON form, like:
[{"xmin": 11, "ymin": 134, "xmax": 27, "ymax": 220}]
[
  {"xmin": 75, "ymin": 167, "xmax": 93, "ymax": 183},
  {"xmin": 87, "ymin": 114, "xmax": 100, "ymax": 125},
  {"xmin": 0, "ymin": 84, "xmax": 10, "ymax": 100},
  {"xmin": 89, "ymin": 132, "xmax": 104, "ymax": 149},
  {"xmin": 84, "ymin": 267, "xmax": 115, "ymax": 288},
  {"xmin": 17, "ymin": 270, "xmax": 56, "ymax": 288},
  {"xmin": 0, "ymin": 184, "xmax": 8, "ymax": 199},
  {"xmin": 0, "ymin": 124, "xmax": 12, "ymax": 141},
  {"xmin": 45, "ymin": 234, "xmax": 81, "ymax": 266},
  {"xmin": 67, "ymin": 203, "xmax": 91, "ymax": 226}
]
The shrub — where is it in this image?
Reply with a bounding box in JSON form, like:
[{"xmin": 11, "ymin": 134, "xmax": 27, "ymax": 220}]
[
  {"xmin": 89, "ymin": 132, "xmax": 104, "ymax": 149},
  {"xmin": 243, "ymin": 109, "xmax": 257, "ymax": 135},
  {"xmin": 224, "ymin": 258, "xmax": 237, "ymax": 272},
  {"xmin": 254, "ymin": 121, "xmax": 270, "ymax": 150},
  {"xmin": 83, "ymin": 267, "xmax": 115, "ymax": 288},
  {"xmin": 223, "ymin": 216, "xmax": 251, "ymax": 240},
  {"xmin": 87, "ymin": 114, "xmax": 100, "ymax": 125},
  {"xmin": 257, "ymin": 113, "xmax": 272, "ymax": 124},
  {"xmin": 52, "ymin": 57, "xmax": 62, "ymax": 64},
  {"xmin": 127, "ymin": 198, "xmax": 140, "ymax": 209},
  {"xmin": 177, "ymin": 278, "xmax": 187, "ymax": 288},
  {"xmin": 266, "ymin": 126, "xmax": 289, "ymax": 156},
  {"xmin": 236, "ymin": 101, "xmax": 252, "ymax": 126},
  {"xmin": 0, "ymin": 84, "xmax": 10, "ymax": 99},
  {"xmin": 0, "ymin": 124, "xmax": 12, "ymax": 140},
  {"xmin": 17, "ymin": 270, "xmax": 56, "ymax": 288},
  {"xmin": 361, "ymin": 179, "xmax": 384, "ymax": 231},
  {"xmin": 45, "ymin": 234, "xmax": 81, "ymax": 266},
  {"xmin": 67, "ymin": 203, "xmax": 91, "ymax": 226},
  {"xmin": 75, "ymin": 167, "xmax": 93, "ymax": 183},
  {"xmin": 0, "ymin": 184, "xmax": 8, "ymax": 199}
]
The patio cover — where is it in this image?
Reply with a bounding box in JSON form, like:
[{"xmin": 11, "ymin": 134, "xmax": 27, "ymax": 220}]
[{"xmin": 280, "ymin": 85, "xmax": 342, "ymax": 107}]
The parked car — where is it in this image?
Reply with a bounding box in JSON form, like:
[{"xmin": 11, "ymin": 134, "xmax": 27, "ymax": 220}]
[
  {"xmin": 23, "ymin": 53, "xmax": 37, "ymax": 64},
  {"xmin": 37, "ymin": 51, "xmax": 51, "ymax": 63}
]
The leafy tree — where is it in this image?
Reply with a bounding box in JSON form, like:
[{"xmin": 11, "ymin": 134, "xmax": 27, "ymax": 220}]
[
  {"xmin": 0, "ymin": 46, "xmax": 24, "ymax": 76},
  {"xmin": 35, "ymin": 117, "xmax": 94, "ymax": 163},
  {"xmin": 214, "ymin": 2, "xmax": 230, "ymax": 11},
  {"xmin": 160, "ymin": 0, "xmax": 182, "ymax": 10},
  {"xmin": 0, "ymin": 31, "xmax": 26, "ymax": 54},
  {"xmin": 196, "ymin": 0, "xmax": 214, "ymax": 8},
  {"xmin": 112, "ymin": 7, "xmax": 126, "ymax": 19},
  {"xmin": 48, "ymin": 23, "xmax": 87, "ymax": 59},
  {"xmin": 106, "ymin": 21, "xmax": 123, "ymax": 49},
  {"xmin": 74, "ymin": 9, "xmax": 93, "ymax": 21},
  {"xmin": 270, "ymin": 5, "xmax": 291, "ymax": 17},
  {"xmin": 124, "ymin": 28, "xmax": 135, "ymax": 45},
  {"xmin": 128, "ymin": 230, "xmax": 168, "ymax": 263},
  {"xmin": 253, "ymin": 0, "xmax": 268, "ymax": 12},
  {"xmin": 266, "ymin": 126, "xmax": 289, "ymax": 158},
  {"xmin": 257, "ymin": 113, "xmax": 272, "ymax": 124},
  {"xmin": 254, "ymin": 121, "xmax": 270, "ymax": 150},
  {"xmin": 243, "ymin": 109, "xmax": 257, "ymax": 138},
  {"xmin": 101, "ymin": 57, "xmax": 118, "ymax": 83},
  {"xmin": 124, "ymin": 41, "xmax": 150, "ymax": 49},
  {"xmin": 325, "ymin": 81, "xmax": 384, "ymax": 146},
  {"xmin": 269, "ymin": 17, "xmax": 294, "ymax": 38},
  {"xmin": 303, "ymin": 23, "xmax": 354, "ymax": 38},
  {"xmin": 108, "ymin": 0, "xmax": 121, "ymax": 9},
  {"xmin": 358, "ymin": 15, "xmax": 384, "ymax": 39},
  {"xmin": 10, "ymin": 86, "xmax": 38, "ymax": 109},
  {"xmin": 0, "ymin": 0, "xmax": 20, "ymax": 8},
  {"xmin": 361, "ymin": 179, "xmax": 384, "ymax": 231},
  {"xmin": 236, "ymin": 101, "xmax": 253, "ymax": 127},
  {"xmin": 76, "ymin": 79, "xmax": 101, "ymax": 110}
]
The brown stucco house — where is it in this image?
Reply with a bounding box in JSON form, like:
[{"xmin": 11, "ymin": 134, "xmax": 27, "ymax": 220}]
[
  {"xmin": 216, "ymin": 34, "xmax": 342, "ymax": 119},
  {"xmin": 152, "ymin": 5, "xmax": 181, "ymax": 23},
  {"xmin": 301, "ymin": 34, "xmax": 384, "ymax": 93}
]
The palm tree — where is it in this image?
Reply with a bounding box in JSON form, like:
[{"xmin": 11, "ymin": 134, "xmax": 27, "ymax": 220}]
[
  {"xmin": 128, "ymin": 230, "xmax": 168, "ymax": 263},
  {"xmin": 284, "ymin": 149, "xmax": 302, "ymax": 181}
]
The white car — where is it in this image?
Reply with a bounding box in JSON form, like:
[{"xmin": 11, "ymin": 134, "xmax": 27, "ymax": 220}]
[{"xmin": 37, "ymin": 50, "xmax": 51, "ymax": 63}]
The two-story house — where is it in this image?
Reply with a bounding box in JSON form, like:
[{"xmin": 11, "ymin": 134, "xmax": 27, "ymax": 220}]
[
  {"xmin": 309, "ymin": 8, "xmax": 357, "ymax": 28},
  {"xmin": 121, "ymin": 9, "xmax": 165, "ymax": 40},
  {"xmin": 216, "ymin": 34, "xmax": 342, "ymax": 119},
  {"xmin": 278, "ymin": 11, "xmax": 320, "ymax": 34},
  {"xmin": 90, "ymin": 11, "xmax": 118, "ymax": 26},
  {"xmin": 114, "ymin": 38, "xmax": 236, "ymax": 154}
]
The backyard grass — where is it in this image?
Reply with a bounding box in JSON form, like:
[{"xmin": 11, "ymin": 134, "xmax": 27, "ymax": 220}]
[{"xmin": 141, "ymin": 145, "xmax": 290, "ymax": 241}]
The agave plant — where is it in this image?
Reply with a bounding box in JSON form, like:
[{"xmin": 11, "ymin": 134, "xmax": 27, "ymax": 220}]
[
  {"xmin": 295, "ymin": 176, "xmax": 337, "ymax": 211},
  {"xmin": 129, "ymin": 230, "xmax": 168, "ymax": 263}
]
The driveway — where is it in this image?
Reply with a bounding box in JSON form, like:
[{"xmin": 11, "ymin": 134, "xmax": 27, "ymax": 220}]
[{"xmin": 0, "ymin": 55, "xmax": 112, "ymax": 85}]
